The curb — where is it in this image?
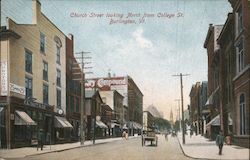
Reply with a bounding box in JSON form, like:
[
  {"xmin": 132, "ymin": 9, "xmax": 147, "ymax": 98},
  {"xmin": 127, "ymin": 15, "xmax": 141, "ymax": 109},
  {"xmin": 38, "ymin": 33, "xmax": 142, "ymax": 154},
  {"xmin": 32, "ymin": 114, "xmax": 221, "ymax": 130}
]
[
  {"xmin": 176, "ymin": 135, "xmax": 211, "ymax": 160},
  {"xmin": 26, "ymin": 141, "xmax": 109, "ymax": 157}
]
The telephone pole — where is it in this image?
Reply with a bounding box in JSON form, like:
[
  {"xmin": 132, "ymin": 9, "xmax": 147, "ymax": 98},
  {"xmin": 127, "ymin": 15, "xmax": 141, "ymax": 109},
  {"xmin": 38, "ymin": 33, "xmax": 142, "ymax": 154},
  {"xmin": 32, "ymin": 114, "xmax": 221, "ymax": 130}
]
[
  {"xmin": 73, "ymin": 51, "xmax": 91, "ymax": 145},
  {"xmin": 172, "ymin": 73, "xmax": 190, "ymax": 144}
]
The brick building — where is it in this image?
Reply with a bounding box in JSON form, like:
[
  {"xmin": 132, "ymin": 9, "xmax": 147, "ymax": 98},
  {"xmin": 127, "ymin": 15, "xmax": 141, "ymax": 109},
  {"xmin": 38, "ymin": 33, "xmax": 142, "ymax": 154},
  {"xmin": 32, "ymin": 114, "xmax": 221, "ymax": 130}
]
[{"xmin": 227, "ymin": 0, "xmax": 250, "ymax": 147}]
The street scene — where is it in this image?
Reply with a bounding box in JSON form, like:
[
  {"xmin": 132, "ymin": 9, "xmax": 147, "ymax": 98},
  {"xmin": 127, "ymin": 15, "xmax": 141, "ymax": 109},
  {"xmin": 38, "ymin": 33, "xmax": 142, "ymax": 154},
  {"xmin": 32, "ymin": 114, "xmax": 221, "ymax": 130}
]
[{"xmin": 0, "ymin": 0, "xmax": 250, "ymax": 160}]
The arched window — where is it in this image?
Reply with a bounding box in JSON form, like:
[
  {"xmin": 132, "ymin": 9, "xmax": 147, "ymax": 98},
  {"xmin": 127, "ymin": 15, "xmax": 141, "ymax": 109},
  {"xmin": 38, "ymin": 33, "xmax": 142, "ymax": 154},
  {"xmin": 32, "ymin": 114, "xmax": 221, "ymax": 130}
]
[
  {"xmin": 239, "ymin": 94, "xmax": 246, "ymax": 135},
  {"xmin": 54, "ymin": 36, "xmax": 62, "ymax": 64}
]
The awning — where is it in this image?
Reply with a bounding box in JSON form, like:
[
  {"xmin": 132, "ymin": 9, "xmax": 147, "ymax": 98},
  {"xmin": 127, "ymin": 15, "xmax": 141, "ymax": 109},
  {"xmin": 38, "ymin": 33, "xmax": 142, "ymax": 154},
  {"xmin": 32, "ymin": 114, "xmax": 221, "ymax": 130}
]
[
  {"xmin": 205, "ymin": 86, "xmax": 219, "ymax": 106},
  {"xmin": 206, "ymin": 114, "xmax": 232, "ymax": 127},
  {"xmin": 54, "ymin": 116, "xmax": 73, "ymax": 128},
  {"xmin": 14, "ymin": 110, "xmax": 37, "ymax": 125},
  {"xmin": 96, "ymin": 120, "xmax": 108, "ymax": 129},
  {"xmin": 128, "ymin": 121, "xmax": 142, "ymax": 129},
  {"xmin": 111, "ymin": 122, "xmax": 120, "ymax": 128},
  {"xmin": 123, "ymin": 124, "xmax": 128, "ymax": 129},
  {"xmin": 202, "ymin": 109, "xmax": 211, "ymax": 114}
]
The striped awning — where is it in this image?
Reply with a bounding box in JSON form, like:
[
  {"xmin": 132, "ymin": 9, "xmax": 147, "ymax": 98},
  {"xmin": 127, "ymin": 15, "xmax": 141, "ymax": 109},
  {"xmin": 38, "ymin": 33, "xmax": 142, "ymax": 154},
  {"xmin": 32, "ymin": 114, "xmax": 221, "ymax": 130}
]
[
  {"xmin": 54, "ymin": 116, "xmax": 73, "ymax": 128},
  {"xmin": 14, "ymin": 110, "xmax": 37, "ymax": 126}
]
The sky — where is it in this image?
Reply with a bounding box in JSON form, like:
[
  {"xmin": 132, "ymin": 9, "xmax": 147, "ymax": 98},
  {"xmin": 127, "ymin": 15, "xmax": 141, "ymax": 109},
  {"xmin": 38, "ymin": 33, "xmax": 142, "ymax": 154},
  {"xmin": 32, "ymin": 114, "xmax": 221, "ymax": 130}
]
[{"xmin": 1, "ymin": 0, "xmax": 232, "ymax": 120}]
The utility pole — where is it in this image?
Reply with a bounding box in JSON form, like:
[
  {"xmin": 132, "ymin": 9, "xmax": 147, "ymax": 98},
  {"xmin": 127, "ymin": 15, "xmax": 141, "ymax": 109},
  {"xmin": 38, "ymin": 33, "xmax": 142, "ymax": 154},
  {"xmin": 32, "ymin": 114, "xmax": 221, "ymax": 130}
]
[
  {"xmin": 175, "ymin": 99, "xmax": 181, "ymax": 132},
  {"xmin": 93, "ymin": 82, "xmax": 97, "ymax": 144},
  {"xmin": 172, "ymin": 73, "xmax": 190, "ymax": 145},
  {"xmin": 73, "ymin": 51, "xmax": 91, "ymax": 145}
]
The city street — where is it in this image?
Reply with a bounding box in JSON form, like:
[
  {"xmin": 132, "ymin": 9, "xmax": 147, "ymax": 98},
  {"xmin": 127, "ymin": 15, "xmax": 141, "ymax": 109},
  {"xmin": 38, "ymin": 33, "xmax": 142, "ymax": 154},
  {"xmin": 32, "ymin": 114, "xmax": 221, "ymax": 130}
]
[{"xmin": 7, "ymin": 135, "xmax": 193, "ymax": 160}]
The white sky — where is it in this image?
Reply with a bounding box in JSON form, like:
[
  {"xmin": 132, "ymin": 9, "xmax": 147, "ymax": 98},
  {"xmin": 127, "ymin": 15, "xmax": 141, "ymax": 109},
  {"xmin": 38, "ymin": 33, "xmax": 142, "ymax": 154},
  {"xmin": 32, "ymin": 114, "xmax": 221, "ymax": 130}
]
[{"xmin": 1, "ymin": 0, "xmax": 232, "ymax": 120}]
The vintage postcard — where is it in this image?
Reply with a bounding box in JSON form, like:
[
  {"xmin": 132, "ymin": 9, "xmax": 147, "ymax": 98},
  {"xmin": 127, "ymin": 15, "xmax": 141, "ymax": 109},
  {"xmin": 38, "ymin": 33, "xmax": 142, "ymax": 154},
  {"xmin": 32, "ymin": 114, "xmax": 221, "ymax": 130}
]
[{"xmin": 0, "ymin": 0, "xmax": 249, "ymax": 159}]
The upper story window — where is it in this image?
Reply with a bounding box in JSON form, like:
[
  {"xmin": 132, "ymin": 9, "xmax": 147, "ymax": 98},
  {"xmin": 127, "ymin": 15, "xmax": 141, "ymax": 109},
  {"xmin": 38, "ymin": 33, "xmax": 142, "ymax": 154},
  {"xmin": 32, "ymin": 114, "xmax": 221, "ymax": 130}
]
[
  {"xmin": 25, "ymin": 50, "xmax": 32, "ymax": 73},
  {"xmin": 57, "ymin": 89, "xmax": 61, "ymax": 108},
  {"xmin": 56, "ymin": 46, "xmax": 61, "ymax": 64},
  {"xmin": 236, "ymin": 5, "xmax": 243, "ymax": 37},
  {"xmin": 25, "ymin": 77, "xmax": 32, "ymax": 98},
  {"xmin": 239, "ymin": 94, "xmax": 246, "ymax": 135},
  {"xmin": 54, "ymin": 36, "xmax": 62, "ymax": 65},
  {"xmin": 40, "ymin": 32, "xmax": 45, "ymax": 53},
  {"xmin": 43, "ymin": 61, "xmax": 48, "ymax": 81},
  {"xmin": 56, "ymin": 69, "xmax": 61, "ymax": 87},
  {"xmin": 236, "ymin": 38, "xmax": 244, "ymax": 73},
  {"xmin": 43, "ymin": 84, "xmax": 49, "ymax": 104}
]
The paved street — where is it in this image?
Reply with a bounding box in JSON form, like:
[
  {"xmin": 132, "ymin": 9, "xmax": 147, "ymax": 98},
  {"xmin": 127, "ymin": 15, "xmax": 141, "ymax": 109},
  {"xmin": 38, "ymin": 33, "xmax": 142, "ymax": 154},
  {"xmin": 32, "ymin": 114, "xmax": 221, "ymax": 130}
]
[{"xmin": 7, "ymin": 135, "xmax": 193, "ymax": 160}]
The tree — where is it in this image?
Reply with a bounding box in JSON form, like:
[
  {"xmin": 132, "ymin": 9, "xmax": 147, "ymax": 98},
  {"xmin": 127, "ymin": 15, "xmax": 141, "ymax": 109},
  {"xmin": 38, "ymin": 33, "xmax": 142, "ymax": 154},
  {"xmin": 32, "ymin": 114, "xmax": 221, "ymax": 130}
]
[{"xmin": 154, "ymin": 117, "xmax": 171, "ymax": 132}]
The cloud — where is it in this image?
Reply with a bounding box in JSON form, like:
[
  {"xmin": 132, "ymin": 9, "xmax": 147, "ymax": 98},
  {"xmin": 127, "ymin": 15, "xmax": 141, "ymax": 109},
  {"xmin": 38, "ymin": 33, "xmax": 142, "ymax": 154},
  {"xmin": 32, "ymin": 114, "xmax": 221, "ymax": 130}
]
[{"xmin": 132, "ymin": 28, "xmax": 153, "ymax": 49}]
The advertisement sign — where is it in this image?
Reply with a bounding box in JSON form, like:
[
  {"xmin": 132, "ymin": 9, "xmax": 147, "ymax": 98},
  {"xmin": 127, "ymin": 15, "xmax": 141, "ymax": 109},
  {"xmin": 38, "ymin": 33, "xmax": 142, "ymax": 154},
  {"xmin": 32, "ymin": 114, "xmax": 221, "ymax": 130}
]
[{"xmin": 10, "ymin": 83, "xmax": 26, "ymax": 96}]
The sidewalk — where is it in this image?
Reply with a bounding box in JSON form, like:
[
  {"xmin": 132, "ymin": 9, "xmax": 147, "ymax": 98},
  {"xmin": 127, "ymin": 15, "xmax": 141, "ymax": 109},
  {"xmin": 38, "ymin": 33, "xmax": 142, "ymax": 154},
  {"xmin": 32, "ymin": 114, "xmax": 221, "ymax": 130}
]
[
  {"xmin": 0, "ymin": 136, "xmax": 135, "ymax": 159},
  {"xmin": 177, "ymin": 133, "xmax": 250, "ymax": 160}
]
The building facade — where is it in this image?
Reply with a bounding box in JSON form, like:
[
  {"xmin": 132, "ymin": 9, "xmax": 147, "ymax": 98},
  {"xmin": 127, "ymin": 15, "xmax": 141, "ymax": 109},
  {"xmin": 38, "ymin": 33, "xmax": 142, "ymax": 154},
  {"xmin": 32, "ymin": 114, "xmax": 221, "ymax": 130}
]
[
  {"xmin": 0, "ymin": 0, "xmax": 70, "ymax": 148},
  {"xmin": 228, "ymin": 0, "xmax": 250, "ymax": 147},
  {"xmin": 85, "ymin": 75, "xmax": 143, "ymax": 136},
  {"xmin": 65, "ymin": 34, "xmax": 81, "ymax": 142}
]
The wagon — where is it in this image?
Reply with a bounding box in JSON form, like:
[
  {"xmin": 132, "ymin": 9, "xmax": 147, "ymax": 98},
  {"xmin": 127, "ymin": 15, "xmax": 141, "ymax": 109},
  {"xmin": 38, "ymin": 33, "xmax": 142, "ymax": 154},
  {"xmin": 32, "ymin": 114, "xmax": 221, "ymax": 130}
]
[{"xmin": 142, "ymin": 131, "xmax": 158, "ymax": 146}]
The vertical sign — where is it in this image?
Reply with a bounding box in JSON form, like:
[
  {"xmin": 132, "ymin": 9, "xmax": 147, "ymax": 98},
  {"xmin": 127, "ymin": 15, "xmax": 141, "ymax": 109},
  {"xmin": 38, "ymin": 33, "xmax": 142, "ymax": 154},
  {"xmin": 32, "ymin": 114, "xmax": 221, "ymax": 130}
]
[{"xmin": 0, "ymin": 61, "xmax": 8, "ymax": 96}]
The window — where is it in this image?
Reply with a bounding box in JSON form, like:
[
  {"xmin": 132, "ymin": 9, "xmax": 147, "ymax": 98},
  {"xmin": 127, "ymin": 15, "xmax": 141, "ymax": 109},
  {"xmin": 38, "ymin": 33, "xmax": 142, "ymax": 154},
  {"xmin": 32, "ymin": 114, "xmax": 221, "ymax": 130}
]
[
  {"xmin": 43, "ymin": 84, "xmax": 49, "ymax": 104},
  {"xmin": 236, "ymin": 6, "xmax": 243, "ymax": 36},
  {"xmin": 70, "ymin": 96, "xmax": 74, "ymax": 112},
  {"xmin": 40, "ymin": 32, "xmax": 45, "ymax": 53},
  {"xmin": 236, "ymin": 38, "xmax": 244, "ymax": 73},
  {"xmin": 43, "ymin": 61, "xmax": 48, "ymax": 81},
  {"xmin": 57, "ymin": 89, "xmax": 61, "ymax": 108},
  {"xmin": 239, "ymin": 94, "xmax": 246, "ymax": 135},
  {"xmin": 25, "ymin": 50, "xmax": 32, "ymax": 73},
  {"xmin": 56, "ymin": 69, "xmax": 61, "ymax": 87},
  {"xmin": 25, "ymin": 77, "xmax": 32, "ymax": 98},
  {"xmin": 75, "ymin": 97, "xmax": 79, "ymax": 113},
  {"xmin": 56, "ymin": 46, "xmax": 60, "ymax": 64}
]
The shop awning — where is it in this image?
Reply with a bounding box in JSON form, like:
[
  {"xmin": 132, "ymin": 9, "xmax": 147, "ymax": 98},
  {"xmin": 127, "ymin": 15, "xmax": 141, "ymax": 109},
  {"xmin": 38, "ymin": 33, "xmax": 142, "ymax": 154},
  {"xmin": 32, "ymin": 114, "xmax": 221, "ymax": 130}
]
[
  {"xmin": 14, "ymin": 110, "xmax": 37, "ymax": 125},
  {"xmin": 206, "ymin": 114, "xmax": 232, "ymax": 127},
  {"xmin": 111, "ymin": 122, "xmax": 120, "ymax": 128},
  {"xmin": 205, "ymin": 87, "xmax": 219, "ymax": 106},
  {"xmin": 54, "ymin": 116, "xmax": 73, "ymax": 128},
  {"xmin": 96, "ymin": 120, "xmax": 108, "ymax": 129},
  {"xmin": 123, "ymin": 124, "xmax": 128, "ymax": 129}
]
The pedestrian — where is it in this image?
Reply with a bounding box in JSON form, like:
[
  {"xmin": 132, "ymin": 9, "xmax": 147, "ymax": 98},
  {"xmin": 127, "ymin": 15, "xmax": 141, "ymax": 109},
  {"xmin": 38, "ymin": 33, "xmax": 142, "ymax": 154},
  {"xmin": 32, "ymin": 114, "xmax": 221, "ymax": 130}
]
[
  {"xmin": 216, "ymin": 130, "xmax": 224, "ymax": 155},
  {"xmin": 190, "ymin": 129, "xmax": 193, "ymax": 138},
  {"xmin": 122, "ymin": 131, "xmax": 126, "ymax": 139},
  {"xmin": 165, "ymin": 133, "xmax": 168, "ymax": 141},
  {"xmin": 37, "ymin": 129, "xmax": 44, "ymax": 151}
]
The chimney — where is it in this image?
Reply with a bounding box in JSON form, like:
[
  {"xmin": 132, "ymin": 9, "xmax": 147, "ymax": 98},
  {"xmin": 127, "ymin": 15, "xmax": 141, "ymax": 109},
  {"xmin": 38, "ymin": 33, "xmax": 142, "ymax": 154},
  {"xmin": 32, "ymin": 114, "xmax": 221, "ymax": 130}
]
[{"xmin": 32, "ymin": 0, "xmax": 41, "ymax": 24}]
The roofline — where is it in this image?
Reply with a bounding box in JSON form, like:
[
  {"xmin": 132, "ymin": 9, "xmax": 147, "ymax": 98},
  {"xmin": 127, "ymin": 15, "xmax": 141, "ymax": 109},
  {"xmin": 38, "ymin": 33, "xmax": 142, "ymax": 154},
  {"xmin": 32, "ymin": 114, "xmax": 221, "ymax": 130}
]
[{"xmin": 217, "ymin": 13, "xmax": 233, "ymax": 44}]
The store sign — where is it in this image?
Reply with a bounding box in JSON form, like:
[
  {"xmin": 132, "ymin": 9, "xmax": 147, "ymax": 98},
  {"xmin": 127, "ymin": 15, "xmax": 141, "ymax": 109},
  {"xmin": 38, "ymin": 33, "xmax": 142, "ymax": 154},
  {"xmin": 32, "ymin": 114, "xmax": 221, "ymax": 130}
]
[
  {"xmin": 97, "ymin": 78, "xmax": 126, "ymax": 87},
  {"xmin": 85, "ymin": 77, "xmax": 127, "ymax": 88},
  {"xmin": 10, "ymin": 83, "xmax": 26, "ymax": 96},
  {"xmin": 0, "ymin": 61, "xmax": 8, "ymax": 96}
]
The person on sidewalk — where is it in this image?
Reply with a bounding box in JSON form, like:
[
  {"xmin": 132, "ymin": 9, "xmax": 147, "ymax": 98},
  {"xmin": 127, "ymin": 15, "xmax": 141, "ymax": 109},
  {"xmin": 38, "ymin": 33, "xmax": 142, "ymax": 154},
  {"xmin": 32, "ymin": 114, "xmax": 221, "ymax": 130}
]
[
  {"xmin": 37, "ymin": 129, "xmax": 44, "ymax": 151},
  {"xmin": 216, "ymin": 130, "xmax": 224, "ymax": 155}
]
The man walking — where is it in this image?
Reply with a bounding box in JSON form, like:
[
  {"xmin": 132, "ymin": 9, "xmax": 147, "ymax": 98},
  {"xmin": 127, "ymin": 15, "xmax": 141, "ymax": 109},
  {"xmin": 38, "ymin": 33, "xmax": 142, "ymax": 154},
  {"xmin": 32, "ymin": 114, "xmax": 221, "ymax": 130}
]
[{"xmin": 216, "ymin": 130, "xmax": 224, "ymax": 155}]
